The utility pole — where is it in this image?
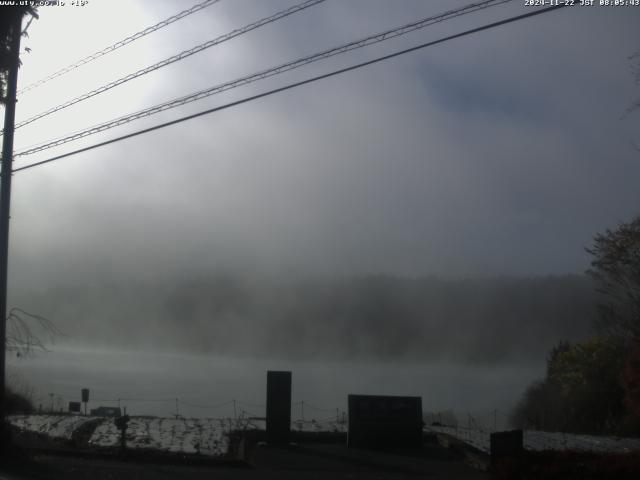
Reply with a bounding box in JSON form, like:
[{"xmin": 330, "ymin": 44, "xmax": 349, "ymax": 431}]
[{"xmin": 0, "ymin": 10, "xmax": 23, "ymax": 425}]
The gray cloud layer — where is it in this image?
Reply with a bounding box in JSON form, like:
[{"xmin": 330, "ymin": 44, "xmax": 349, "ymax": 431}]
[{"xmin": 6, "ymin": 0, "xmax": 640, "ymax": 289}]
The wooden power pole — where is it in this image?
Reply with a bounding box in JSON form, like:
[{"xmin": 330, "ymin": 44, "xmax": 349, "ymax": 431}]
[{"xmin": 0, "ymin": 11, "xmax": 23, "ymax": 423}]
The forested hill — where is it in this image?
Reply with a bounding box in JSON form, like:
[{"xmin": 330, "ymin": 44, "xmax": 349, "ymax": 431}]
[{"xmin": 18, "ymin": 274, "xmax": 596, "ymax": 362}]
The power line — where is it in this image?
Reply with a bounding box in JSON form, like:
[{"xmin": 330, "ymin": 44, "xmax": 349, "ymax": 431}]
[
  {"xmin": 179, "ymin": 399, "xmax": 234, "ymax": 410},
  {"xmin": 241, "ymin": 410, "xmax": 265, "ymax": 419},
  {"xmin": 10, "ymin": 0, "xmax": 326, "ymax": 132},
  {"xmin": 118, "ymin": 397, "xmax": 177, "ymax": 403},
  {"xmin": 13, "ymin": 0, "xmax": 512, "ymax": 158},
  {"xmin": 17, "ymin": 0, "xmax": 223, "ymax": 95},
  {"xmin": 304, "ymin": 402, "xmax": 335, "ymax": 412},
  {"xmin": 237, "ymin": 400, "xmax": 266, "ymax": 408},
  {"xmin": 12, "ymin": 3, "xmax": 569, "ymax": 174}
]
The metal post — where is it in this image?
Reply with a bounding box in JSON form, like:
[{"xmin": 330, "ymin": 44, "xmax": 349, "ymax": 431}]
[{"xmin": 0, "ymin": 10, "xmax": 23, "ymax": 423}]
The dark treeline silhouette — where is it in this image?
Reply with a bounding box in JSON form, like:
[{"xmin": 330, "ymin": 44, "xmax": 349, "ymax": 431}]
[
  {"xmin": 16, "ymin": 273, "xmax": 595, "ymax": 362},
  {"xmin": 509, "ymin": 337, "xmax": 627, "ymax": 434},
  {"xmin": 4, "ymin": 387, "xmax": 33, "ymax": 415},
  {"xmin": 511, "ymin": 215, "xmax": 640, "ymax": 436}
]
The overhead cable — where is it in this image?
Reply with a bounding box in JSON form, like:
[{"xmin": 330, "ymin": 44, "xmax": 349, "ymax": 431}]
[
  {"xmin": 17, "ymin": 0, "xmax": 223, "ymax": 94},
  {"xmin": 13, "ymin": 0, "xmax": 513, "ymax": 157},
  {"xmin": 10, "ymin": 0, "xmax": 326, "ymax": 132},
  {"xmin": 12, "ymin": 3, "xmax": 570, "ymax": 174},
  {"xmin": 179, "ymin": 400, "xmax": 234, "ymax": 410}
]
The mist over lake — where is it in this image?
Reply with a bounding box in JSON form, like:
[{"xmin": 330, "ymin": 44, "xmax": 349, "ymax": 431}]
[
  {"xmin": 10, "ymin": 274, "xmax": 595, "ymax": 362},
  {"xmin": 8, "ymin": 346, "xmax": 542, "ymax": 430},
  {"xmin": 7, "ymin": 273, "xmax": 589, "ymax": 429}
]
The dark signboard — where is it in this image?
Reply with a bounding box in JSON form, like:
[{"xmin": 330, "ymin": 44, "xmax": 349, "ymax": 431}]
[
  {"xmin": 490, "ymin": 429, "xmax": 523, "ymax": 465},
  {"xmin": 348, "ymin": 394, "xmax": 422, "ymax": 450},
  {"xmin": 81, "ymin": 388, "xmax": 90, "ymax": 403},
  {"xmin": 266, "ymin": 370, "xmax": 292, "ymax": 444},
  {"xmin": 90, "ymin": 406, "xmax": 122, "ymax": 417},
  {"xmin": 68, "ymin": 401, "xmax": 81, "ymax": 413}
]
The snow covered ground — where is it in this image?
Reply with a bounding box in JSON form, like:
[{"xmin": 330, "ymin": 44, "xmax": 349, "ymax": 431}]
[
  {"xmin": 8, "ymin": 415, "xmax": 235, "ymax": 456},
  {"xmin": 292, "ymin": 418, "xmax": 347, "ymax": 433},
  {"xmin": 7, "ymin": 414, "xmax": 346, "ymax": 457},
  {"xmin": 17, "ymin": 415, "xmax": 639, "ymax": 458},
  {"xmin": 229, "ymin": 417, "xmax": 347, "ymax": 433},
  {"xmin": 427, "ymin": 425, "xmax": 640, "ymax": 454},
  {"xmin": 9, "ymin": 414, "xmax": 96, "ymax": 440},
  {"xmin": 88, "ymin": 417, "xmax": 230, "ymax": 456}
]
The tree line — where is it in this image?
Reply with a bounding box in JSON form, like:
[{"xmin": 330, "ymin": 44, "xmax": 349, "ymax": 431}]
[{"xmin": 510, "ymin": 215, "xmax": 640, "ymax": 436}]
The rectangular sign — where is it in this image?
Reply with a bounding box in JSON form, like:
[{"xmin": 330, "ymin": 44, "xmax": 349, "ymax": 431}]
[
  {"xmin": 266, "ymin": 371, "xmax": 292, "ymax": 444},
  {"xmin": 348, "ymin": 394, "xmax": 422, "ymax": 450},
  {"xmin": 68, "ymin": 401, "xmax": 81, "ymax": 413}
]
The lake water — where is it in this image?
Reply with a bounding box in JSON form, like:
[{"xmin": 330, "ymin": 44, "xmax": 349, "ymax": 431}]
[{"xmin": 7, "ymin": 346, "xmax": 543, "ymax": 430}]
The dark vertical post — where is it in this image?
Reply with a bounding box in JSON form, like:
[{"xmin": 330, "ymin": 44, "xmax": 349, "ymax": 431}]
[
  {"xmin": 0, "ymin": 11, "xmax": 22, "ymax": 425},
  {"xmin": 81, "ymin": 388, "xmax": 89, "ymax": 416},
  {"xmin": 266, "ymin": 370, "xmax": 291, "ymax": 444}
]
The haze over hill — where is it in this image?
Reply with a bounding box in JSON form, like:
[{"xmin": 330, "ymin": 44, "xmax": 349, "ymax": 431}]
[{"xmin": 12, "ymin": 272, "xmax": 595, "ymax": 363}]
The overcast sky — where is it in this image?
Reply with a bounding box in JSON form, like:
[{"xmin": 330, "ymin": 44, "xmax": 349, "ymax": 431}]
[{"xmin": 4, "ymin": 0, "xmax": 640, "ymax": 292}]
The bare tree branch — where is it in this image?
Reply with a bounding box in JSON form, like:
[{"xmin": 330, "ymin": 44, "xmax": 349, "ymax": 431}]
[{"xmin": 6, "ymin": 307, "xmax": 63, "ymax": 357}]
